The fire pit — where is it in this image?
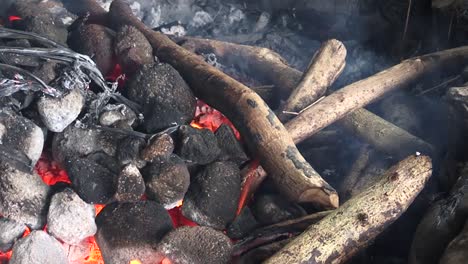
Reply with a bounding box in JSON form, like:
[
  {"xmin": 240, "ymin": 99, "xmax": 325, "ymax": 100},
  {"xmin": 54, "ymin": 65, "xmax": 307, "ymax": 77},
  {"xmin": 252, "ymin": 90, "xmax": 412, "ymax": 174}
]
[{"xmin": 0, "ymin": 0, "xmax": 467, "ymax": 263}]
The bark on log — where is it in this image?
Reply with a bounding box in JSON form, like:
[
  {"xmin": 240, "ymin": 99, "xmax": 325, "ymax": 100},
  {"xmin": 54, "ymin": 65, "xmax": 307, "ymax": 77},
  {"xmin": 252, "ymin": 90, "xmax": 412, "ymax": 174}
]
[
  {"xmin": 286, "ymin": 46, "xmax": 468, "ymax": 143},
  {"xmin": 278, "ymin": 39, "xmax": 346, "ymax": 122},
  {"xmin": 409, "ymin": 164, "xmax": 468, "ymax": 264},
  {"xmin": 107, "ymin": 0, "xmax": 338, "ymax": 208},
  {"xmin": 339, "ymin": 108, "xmax": 434, "ymax": 159},
  {"xmin": 439, "ymin": 219, "xmax": 468, "ymax": 264},
  {"xmin": 176, "ymin": 36, "xmax": 302, "ymax": 99},
  {"xmin": 264, "ymin": 155, "xmax": 432, "ymax": 264}
]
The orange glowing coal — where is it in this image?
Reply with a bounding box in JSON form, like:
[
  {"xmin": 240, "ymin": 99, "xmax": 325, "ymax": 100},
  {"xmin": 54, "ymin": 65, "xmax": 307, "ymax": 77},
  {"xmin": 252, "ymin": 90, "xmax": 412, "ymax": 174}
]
[
  {"xmin": 191, "ymin": 100, "xmax": 240, "ymax": 139},
  {"xmin": 35, "ymin": 153, "xmax": 71, "ymax": 185}
]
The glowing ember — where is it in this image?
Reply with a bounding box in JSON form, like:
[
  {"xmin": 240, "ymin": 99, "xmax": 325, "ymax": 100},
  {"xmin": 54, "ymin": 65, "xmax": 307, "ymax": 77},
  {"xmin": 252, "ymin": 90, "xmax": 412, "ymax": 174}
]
[
  {"xmin": 237, "ymin": 159, "xmax": 260, "ymax": 215},
  {"xmin": 130, "ymin": 260, "xmax": 142, "ymax": 264},
  {"xmin": 191, "ymin": 100, "xmax": 241, "ymax": 139},
  {"xmin": 94, "ymin": 204, "xmax": 105, "ymax": 216},
  {"xmin": 35, "ymin": 154, "xmax": 71, "ymax": 185},
  {"xmin": 167, "ymin": 205, "xmax": 198, "ymax": 228},
  {"xmin": 8, "ymin": 16, "xmax": 22, "ymax": 22}
]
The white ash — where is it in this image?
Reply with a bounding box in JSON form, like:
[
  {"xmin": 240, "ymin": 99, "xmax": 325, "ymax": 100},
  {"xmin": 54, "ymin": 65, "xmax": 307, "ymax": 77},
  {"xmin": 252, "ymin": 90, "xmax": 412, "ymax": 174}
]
[
  {"xmin": 190, "ymin": 11, "xmax": 214, "ymax": 28},
  {"xmin": 228, "ymin": 7, "xmax": 246, "ymax": 24},
  {"xmin": 37, "ymin": 88, "xmax": 85, "ymax": 133},
  {"xmin": 161, "ymin": 25, "xmax": 187, "ymax": 37},
  {"xmin": 9, "ymin": 231, "xmax": 67, "ymax": 264},
  {"xmin": 47, "ymin": 189, "xmax": 97, "ymax": 245},
  {"xmin": 99, "ymin": 103, "xmax": 137, "ymax": 127},
  {"xmin": 0, "ymin": 160, "xmax": 49, "ymax": 229},
  {"xmin": 0, "ymin": 218, "xmax": 26, "ymax": 252}
]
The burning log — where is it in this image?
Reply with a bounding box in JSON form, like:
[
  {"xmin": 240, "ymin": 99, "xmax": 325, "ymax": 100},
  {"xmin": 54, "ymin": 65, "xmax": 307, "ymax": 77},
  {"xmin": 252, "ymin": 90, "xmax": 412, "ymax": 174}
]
[
  {"xmin": 439, "ymin": 219, "xmax": 468, "ymax": 264},
  {"xmin": 278, "ymin": 39, "xmax": 346, "ymax": 121},
  {"xmin": 338, "ymin": 144, "xmax": 372, "ymax": 201},
  {"xmin": 108, "ymin": 0, "xmax": 339, "ymax": 209},
  {"xmin": 264, "ymin": 155, "xmax": 432, "ymax": 264},
  {"xmin": 339, "ymin": 108, "xmax": 434, "ymax": 159}
]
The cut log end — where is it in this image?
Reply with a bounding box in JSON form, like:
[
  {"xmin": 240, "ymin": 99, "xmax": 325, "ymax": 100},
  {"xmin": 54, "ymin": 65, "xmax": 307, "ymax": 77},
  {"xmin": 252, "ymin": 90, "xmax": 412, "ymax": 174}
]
[{"xmin": 299, "ymin": 188, "xmax": 339, "ymax": 209}]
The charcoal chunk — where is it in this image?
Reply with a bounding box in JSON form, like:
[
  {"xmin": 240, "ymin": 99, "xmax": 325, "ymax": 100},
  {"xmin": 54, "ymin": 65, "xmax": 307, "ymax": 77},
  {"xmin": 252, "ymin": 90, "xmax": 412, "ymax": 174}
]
[
  {"xmin": 215, "ymin": 124, "xmax": 248, "ymax": 165},
  {"xmin": 227, "ymin": 207, "xmax": 259, "ymax": 239},
  {"xmin": 68, "ymin": 24, "xmax": 114, "ymax": 75},
  {"xmin": 37, "ymin": 89, "xmax": 85, "ymax": 133},
  {"xmin": 157, "ymin": 226, "xmax": 232, "ymax": 264},
  {"xmin": 99, "ymin": 104, "xmax": 137, "ymax": 127},
  {"xmin": 115, "ymin": 25, "xmax": 153, "ymax": 75},
  {"xmin": 0, "ymin": 111, "xmax": 44, "ymax": 167},
  {"xmin": 64, "ymin": 154, "xmax": 118, "ymax": 204},
  {"xmin": 95, "ymin": 201, "xmax": 173, "ymax": 264},
  {"xmin": 47, "ymin": 188, "xmax": 97, "ymax": 245},
  {"xmin": 0, "ymin": 218, "xmax": 26, "ymax": 252},
  {"xmin": 0, "ymin": 160, "xmax": 49, "ymax": 229},
  {"xmin": 176, "ymin": 125, "xmax": 221, "ymax": 165},
  {"xmin": 52, "ymin": 125, "xmax": 125, "ymax": 164},
  {"xmin": 114, "ymin": 164, "xmax": 145, "ymax": 202},
  {"xmin": 12, "ymin": 12, "xmax": 67, "ymax": 45},
  {"xmin": 182, "ymin": 161, "xmax": 240, "ymax": 229},
  {"xmin": 9, "ymin": 231, "xmax": 67, "ymax": 264},
  {"xmin": 126, "ymin": 63, "xmax": 196, "ymax": 133},
  {"xmin": 251, "ymin": 194, "xmax": 306, "ymax": 225},
  {"xmin": 116, "ymin": 136, "xmax": 146, "ymax": 168},
  {"xmin": 143, "ymin": 155, "xmax": 190, "ymax": 209},
  {"xmin": 141, "ymin": 133, "xmax": 174, "ymax": 162}
]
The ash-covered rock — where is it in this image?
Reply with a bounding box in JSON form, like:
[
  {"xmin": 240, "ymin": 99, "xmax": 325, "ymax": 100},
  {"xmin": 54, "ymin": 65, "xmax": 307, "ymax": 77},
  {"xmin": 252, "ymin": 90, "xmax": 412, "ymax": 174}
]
[
  {"xmin": 114, "ymin": 164, "xmax": 145, "ymax": 202},
  {"xmin": 0, "ymin": 160, "xmax": 49, "ymax": 229},
  {"xmin": 182, "ymin": 161, "xmax": 240, "ymax": 229},
  {"xmin": 37, "ymin": 89, "xmax": 85, "ymax": 133},
  {"xmin": 116, "ymin": 136, "xmax": 146, "ymax": 168},
  {"xmin": 95, "ymin": 201, "xmax": 173, "ymax": 264},
  {"xmin": 0, "ymin": 110, "xmax": 44, "ymax": 167},
  {"xmin": 157, "ymin": 226, "xmax": 232, "ymax": 264},
  {"xmin": 141, "ymin": 133, "xmax": 174, "ymax": 163},
  {"xmin": 0, "ymin": 218, "xmax": 26, "ymax": 252},
  {"xmin": 68, "ymin": 24, "xmax": 115, "ymax": 75},
  {"xmin": 251, "ymin": 194, "xmax": 306, "ymax": 225},
  {"xmin": 52, "ymin": 124, "xmax": 125, "ymax": 164},
  {"xmin": 215, "ymin": 124, "xmax": 248, "ymax": 165},
  {"xmin": 47, "ymin": 188, "xmax": 97, "ymax": 245},
  {"xmin": 176, "ymin": 125, "xmax": 221, "ymax": 165},
  {"xmin": 99, "ymin": 104, "xmax": 137, "ymax": 128},
  {"xmin": 126, "ymin": 63, "xmax": 196, "ymax": 133},
  {"xmin": 64, "ymin": 153, "xmax": 118, "ymax": 204},
  {"xmin": 9, "ymin": 231, "xmax": 67, "ymax": 264},
  {"xmin": 143, "ymin": 154, "xmax": 190, "ymax": 209},
  {"xmin": 115, "ymin": 25, "xmax": 153, "ymax": 75}
]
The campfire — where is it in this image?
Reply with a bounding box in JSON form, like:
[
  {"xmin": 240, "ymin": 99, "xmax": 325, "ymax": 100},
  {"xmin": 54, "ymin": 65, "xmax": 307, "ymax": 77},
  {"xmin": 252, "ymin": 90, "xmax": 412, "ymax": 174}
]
[{"xmin": 0, "ymin": 0, "xmax": 467, "ymax": 263}]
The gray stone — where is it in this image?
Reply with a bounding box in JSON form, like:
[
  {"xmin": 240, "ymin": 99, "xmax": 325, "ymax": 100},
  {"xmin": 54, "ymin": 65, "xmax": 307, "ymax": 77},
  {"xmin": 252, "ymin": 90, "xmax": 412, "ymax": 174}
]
[
  {"xmin": 0, "ymin": 218, "xmax": 26, "ymax": 252},
  {"xmin": 114, "ymin": 164, "xmax": 146, "ymax": 202},
  {"xmin": 9, "ymin": 231, "xmax": 67, "ymax": 264},
  {"xmin": 99, "ymin": 104, "xmax": 137, "ymax": 127},
  {"xmin": 0, "ymin": 110, "xmax": 44, "ymax": 166},
  {"xmin": 52, "ymin": 124, "xmax": 125, "ymax": 164},
  {"xmin": 157, "ymin": 226, "xmax": 232, "ymax": 264},
  {"xmin": 0, "ymin": 160, "xmax": 49, "ymax": 229},
  {"xmin": 47, "ymin": 188, "xmax": 97, "ymax": 245},
  {"xmin": 37, "ymin": 89, "xmax": 85, "ymax": 133}
]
